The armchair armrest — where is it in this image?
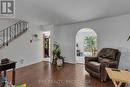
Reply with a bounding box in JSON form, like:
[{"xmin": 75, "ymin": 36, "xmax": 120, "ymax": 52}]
[
  {"xmin": 85, "ymin": 56, "xmax": 98, "ymax": 61},
  {"xmin": 85, "ymin": 56, "xmax": 98, "ymax": 65}
]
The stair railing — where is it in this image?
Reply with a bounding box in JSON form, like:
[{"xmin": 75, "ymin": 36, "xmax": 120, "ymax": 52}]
[{"xmin": 0, "ymin": 21, "xmax": 28, "ymax": 48}]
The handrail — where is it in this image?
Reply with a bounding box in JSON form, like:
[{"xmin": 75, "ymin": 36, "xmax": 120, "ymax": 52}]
[{"xmin": 0, "ymin": 20, "xmax": 28, "ymax": 32}]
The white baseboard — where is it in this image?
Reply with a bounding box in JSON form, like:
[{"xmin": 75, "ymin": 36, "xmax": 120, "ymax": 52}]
[
  {"xmin": 64, "ymin": 60, "xmax": 76, "ymax": 64},
  {"xmin": 16, "ymin": 59, "xmax": 43, "ymax": 69}
]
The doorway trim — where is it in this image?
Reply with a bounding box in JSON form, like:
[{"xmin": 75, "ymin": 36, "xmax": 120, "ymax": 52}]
[
  {"xmin": 75, "ymin": 28, "xmax": 97, "ymax": 64},
  {"xmin": 42, "ymin": 31, "xmax": 51, "ymax": 62}
]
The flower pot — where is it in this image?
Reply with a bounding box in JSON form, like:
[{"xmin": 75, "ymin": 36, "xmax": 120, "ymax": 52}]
[
  {"xmin": 57, "ymin": 59, "xmax": 63, "ymax": 67},
  {"xmin": 52, "ymin": 58, "xmax": 57, "ymax": 64}
]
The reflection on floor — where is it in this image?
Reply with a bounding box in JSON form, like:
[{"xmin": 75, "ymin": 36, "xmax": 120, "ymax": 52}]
[
  {"xmin": 43, "ymin": 57, "xmax": 51, "ymax": 62},
  {"xmin": 76, "ymin": 56, "xmax": 85, "ymax": 64}
]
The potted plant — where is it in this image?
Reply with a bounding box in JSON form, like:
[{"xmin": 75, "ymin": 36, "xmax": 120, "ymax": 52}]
[
  {"xmin": 52, "ymin": 41, "xmax": 64, "ymax": 66},
  {"xmin": 57, "ymin": 56, "xmax": 64, "ymax": 66}
]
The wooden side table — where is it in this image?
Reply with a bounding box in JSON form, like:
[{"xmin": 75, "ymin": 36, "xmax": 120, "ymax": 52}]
[
  {"xmin": 106, "ymin": 68, "xmax": 130, "ymax": 87},
  {"xmin": 0, "ymin": 61, "xmax": 16, "ymax": 85}
]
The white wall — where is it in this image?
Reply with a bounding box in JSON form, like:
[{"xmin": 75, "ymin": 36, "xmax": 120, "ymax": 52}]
[
  {"xmin": 0, "ymin": 23, "xmax": 43, "ymax": 68},
  {"xmin": 55, "ymin": 14, "xmax": 130, "ymax": 69}
]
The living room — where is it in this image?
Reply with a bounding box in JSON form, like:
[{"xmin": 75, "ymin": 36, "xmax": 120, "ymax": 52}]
[{"xmin": 0, "ymin": 0, "xmax": 130, "ymax": 87}]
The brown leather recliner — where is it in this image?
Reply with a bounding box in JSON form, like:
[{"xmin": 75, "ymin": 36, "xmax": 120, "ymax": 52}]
[{"xmin": 85, "ymin": 48, "xmax": 121, "ymax": 82}]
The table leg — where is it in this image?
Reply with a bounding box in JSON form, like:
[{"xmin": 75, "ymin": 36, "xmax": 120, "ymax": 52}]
[
  {"xmin": 4, "ymin": 71, "xmax": 6, "ymax": 77},
  {"xmin": 125, "ymin": 82, "xmax": 128, "ymax": 87},
  {"xmin": 12, "ymin": 68, "xmax": 15, "ymax": 85},
  {"xmin": 0, "ymin": 71, "xmax": 2, "ymax": 77},
  {"xmin": 112, "ymin": 80, "xmax": 123, "ymax": 87}
]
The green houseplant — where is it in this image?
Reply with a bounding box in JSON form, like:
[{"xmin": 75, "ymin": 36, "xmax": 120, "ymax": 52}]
[
  {"xmin": 52, "ymin": 41, "xmax": 64, "ymax": 66},
  {"xmin": 84, "ymin": 36, "xmax": 97, "ymax": 56},
  {"xmin": 84, "ymin": 36, "xmax": 96, "ymax": 52}
]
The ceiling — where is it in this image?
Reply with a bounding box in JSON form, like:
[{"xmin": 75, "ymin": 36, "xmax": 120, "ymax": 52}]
[{"xmin": 16, "ymin": 0, "xmax": 130, "ymax": 25}]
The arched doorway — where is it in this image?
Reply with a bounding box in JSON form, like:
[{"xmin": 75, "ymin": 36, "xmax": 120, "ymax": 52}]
[{"xmin": 75, "ymin": 28, "xmax": 97, "ymax": 64}]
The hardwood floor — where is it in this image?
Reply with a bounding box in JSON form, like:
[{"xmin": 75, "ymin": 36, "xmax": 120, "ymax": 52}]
[{"xmin": 7, "ymin": 61, "xmax": 114, "ymax": 87}]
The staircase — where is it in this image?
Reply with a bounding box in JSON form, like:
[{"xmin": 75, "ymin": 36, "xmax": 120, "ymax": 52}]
[{"xmin": 0, "ymin": 20, "xmax": 28, "ymax": 48}]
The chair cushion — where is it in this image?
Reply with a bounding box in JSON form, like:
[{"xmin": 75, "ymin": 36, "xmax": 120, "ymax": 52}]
[
  {"xmin": 98, "ymin": 48, "xmax": 118, "ymax": 60},
  {"xmin": 98, "ymin": 57, "xmax": 113, "ymax": 63},
  {"xmin": 86, "ymin": 61, "xmax": 101, "ymax": 73}
]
